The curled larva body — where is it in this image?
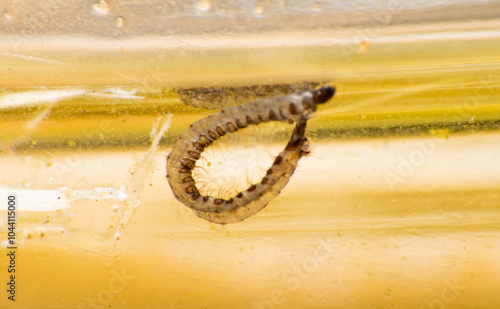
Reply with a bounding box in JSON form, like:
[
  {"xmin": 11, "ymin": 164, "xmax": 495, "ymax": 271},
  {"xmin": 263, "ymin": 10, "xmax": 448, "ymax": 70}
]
[
  {"xmin": 192, "ymin": 120, "xmax": 309, "ymax": 224},
  {"xmin": 166, "ymin": 86, "xmax": 335, "ymax": 224}
]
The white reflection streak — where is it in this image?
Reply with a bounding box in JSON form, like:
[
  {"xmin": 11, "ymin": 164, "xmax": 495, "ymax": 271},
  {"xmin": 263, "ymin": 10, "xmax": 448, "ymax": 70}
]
[
  {"xmin": 0, "ymin": 89, "xmax": 87, "ymax": 109},
  {"xmin": 1, "ymin": 52, "xmax": 69, "ymax": 66},
  {"xmin": 322, "ymin": 83, "xmax": 443, "ymax": 115},
  {"xmin": 0, "ymin": 88, "xmax": 144, "ymax": 110},
  {"xmin": 112, "ymin": 114, "xmax": 173, "ymax": 239},
  {"xmin": 0, "ymin": 186, "xmax": 129, "ymax": 212},
  {"xmin": 0, "ymin": 88, "xmax": 145, "ymax": 147},
  {"xmin": 35, "ymin": 29, "xmax": 498, "ymax": 51}
]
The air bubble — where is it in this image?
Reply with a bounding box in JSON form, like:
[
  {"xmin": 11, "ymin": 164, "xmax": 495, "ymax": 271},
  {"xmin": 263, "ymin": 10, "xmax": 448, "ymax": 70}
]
[
  {"xmin": 254, "ymin": 3, "xmax": 264, "ymax": 15},
  {"xmin": 196, "ymin": 0, "xmax": 211, "ymax": 11},
  {"xmin": 92, "ymin": 0, "xmax": 109, "ymax": 16},
  {"xmin": 115, "ymin": 16, "xmax": 124, "ymax": 28}
]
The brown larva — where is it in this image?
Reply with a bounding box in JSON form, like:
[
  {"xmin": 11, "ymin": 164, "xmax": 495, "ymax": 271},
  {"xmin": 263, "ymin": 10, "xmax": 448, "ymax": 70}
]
[{"xmin": 166, "ymin": 85, "xmax": 335, "ymax": 224}]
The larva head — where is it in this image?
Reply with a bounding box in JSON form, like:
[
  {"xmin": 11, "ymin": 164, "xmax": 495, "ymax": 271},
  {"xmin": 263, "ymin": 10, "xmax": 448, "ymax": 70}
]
[
  {"xmin": 312, "ymin": 86, "xmax": 336, "ymax": 104},
  {"xmin": 300, "ymin": 85, "xmax": 336, "ymax": 118}
]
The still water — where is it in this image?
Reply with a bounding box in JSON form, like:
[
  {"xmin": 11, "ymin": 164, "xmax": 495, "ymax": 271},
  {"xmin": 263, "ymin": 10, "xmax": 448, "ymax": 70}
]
[{"xmin": 1, "ymin": 1, "xmax": 500, "ymax": 308}]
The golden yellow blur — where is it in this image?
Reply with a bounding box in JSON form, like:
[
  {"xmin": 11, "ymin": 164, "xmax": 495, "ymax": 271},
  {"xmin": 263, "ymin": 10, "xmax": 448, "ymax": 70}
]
[{"xmin": 1, "ymin": 6, "xmax": 500, "ymax": 309}]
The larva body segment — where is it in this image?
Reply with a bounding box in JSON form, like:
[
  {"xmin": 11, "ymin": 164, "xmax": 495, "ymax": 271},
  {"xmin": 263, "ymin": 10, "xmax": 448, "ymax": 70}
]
[{"xmin": 166, "ymin": 86, "xmax": 335, "ymax": 224}]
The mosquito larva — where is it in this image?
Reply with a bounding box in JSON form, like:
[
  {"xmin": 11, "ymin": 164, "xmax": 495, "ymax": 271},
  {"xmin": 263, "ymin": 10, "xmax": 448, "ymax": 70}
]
[{"xmin": 166, "ymin": 85, "xmax": 335, "ymax": 224}]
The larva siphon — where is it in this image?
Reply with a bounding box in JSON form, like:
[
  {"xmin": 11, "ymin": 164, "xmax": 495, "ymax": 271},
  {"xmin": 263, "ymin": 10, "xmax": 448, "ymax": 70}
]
[{"xmin": 166, "ymin": 85, "xmax": 336, "ymax": 224}]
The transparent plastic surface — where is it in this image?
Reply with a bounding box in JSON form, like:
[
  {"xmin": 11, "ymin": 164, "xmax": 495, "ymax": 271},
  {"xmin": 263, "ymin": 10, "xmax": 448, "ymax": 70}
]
[{"xmin": 1, "ymin": 1, "xmax": 500, "ymax": 308}]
